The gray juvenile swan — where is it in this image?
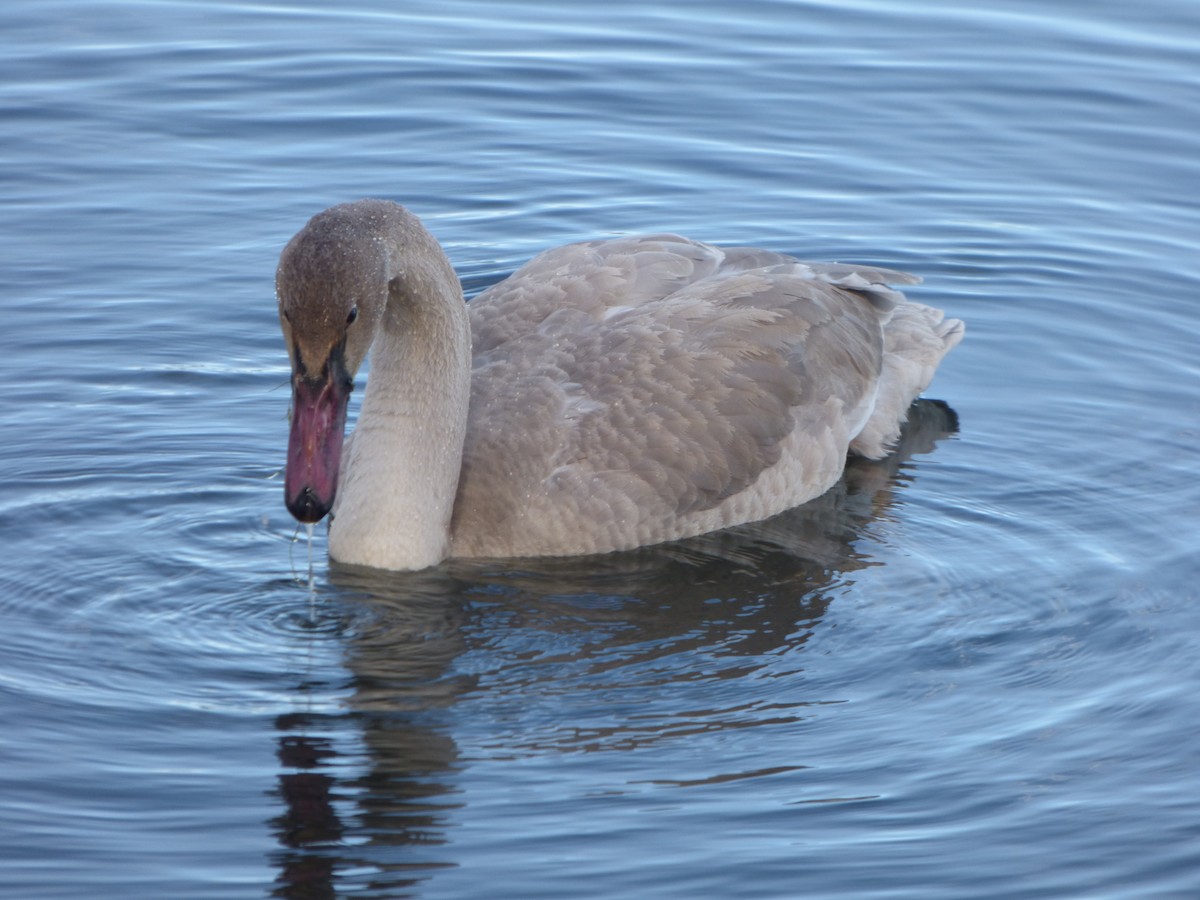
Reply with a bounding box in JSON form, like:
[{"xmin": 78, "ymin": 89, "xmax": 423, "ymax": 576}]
[{"xmin": 277, "ymin": 199, "xmax": 964, "ymax": 571}]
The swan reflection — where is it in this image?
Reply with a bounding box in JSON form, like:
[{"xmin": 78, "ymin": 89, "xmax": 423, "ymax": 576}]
[{"xmin": 269, "ymin": 399, "xmax": 957, "ymax": 899}]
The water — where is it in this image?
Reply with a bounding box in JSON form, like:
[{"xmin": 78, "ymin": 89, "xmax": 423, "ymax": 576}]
[{"xmin": 2, "ymin": 0, "xmax": 1198, "ymax": 896}]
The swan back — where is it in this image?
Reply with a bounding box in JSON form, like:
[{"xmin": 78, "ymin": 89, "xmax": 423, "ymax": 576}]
[{"xmin": 449, "ymin": 234, "xmax": 956, "ymax": 558}]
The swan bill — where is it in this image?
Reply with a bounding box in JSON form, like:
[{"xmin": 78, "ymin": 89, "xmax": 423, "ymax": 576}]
[{"xmin": 284, "ymin": 366, "xmax": 351, "ymax": 524}]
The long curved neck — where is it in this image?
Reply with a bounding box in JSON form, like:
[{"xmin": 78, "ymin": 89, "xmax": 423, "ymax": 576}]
[{"xmin": 328, "ymin": 214, "xmax": 472, "ymax": 570}]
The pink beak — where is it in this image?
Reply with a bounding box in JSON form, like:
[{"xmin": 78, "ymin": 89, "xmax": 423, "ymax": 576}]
[{"xmin": 284, "ymin": 362, "xmax": 351, "ymax": 523}]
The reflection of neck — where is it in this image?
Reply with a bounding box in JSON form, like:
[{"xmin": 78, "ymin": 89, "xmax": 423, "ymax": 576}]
[{"xmin": 329, "ymin": 228, "xmax": 472, "ymax": 571}]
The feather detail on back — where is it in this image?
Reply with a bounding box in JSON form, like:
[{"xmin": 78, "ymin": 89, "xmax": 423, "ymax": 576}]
[{"xmin": 450, "ymin": 234, "xmax": 958, "ymax": 558}]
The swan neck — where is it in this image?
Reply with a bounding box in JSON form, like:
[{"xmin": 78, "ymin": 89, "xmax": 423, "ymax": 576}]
[{"xmin": 328, "ymin": 213, "xmax": 472, "ymax": 570}]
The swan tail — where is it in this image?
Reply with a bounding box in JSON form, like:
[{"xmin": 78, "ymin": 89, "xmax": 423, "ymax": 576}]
[{"xmin": 849, "ymin": 302, "xmax": 964, "ymax": 459}]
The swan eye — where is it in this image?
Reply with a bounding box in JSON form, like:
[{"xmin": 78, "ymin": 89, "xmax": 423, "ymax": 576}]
[{"xmin": 346, "ymin": 306, "xmax": 358, "ymax": 325}]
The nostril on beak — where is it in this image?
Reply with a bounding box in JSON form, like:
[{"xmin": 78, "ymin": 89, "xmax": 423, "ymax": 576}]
[{"xmin": 286, "ymin": 486, "xmax": 330, "ymax": 524}]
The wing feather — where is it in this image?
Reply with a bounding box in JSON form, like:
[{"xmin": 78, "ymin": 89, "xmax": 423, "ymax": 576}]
[{"xmin": 451, "ymin": 235, "xmax": 906, "ymax": 556}]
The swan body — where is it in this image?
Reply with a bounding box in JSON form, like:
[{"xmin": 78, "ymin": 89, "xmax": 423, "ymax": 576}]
[{"xmin": 277, "ymin": 199, "xmax": 963, "ymax": 571}]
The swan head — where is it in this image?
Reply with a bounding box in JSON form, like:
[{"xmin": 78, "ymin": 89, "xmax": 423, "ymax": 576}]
[{"xmin": 276, "ymin": 201, "xmax": 391, "ymax": 523}]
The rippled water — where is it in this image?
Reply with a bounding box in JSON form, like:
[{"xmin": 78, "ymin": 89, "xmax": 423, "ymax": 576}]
[{"xmin": 3, "ymin": 0, "xmax": 1199, "ymax": 897}]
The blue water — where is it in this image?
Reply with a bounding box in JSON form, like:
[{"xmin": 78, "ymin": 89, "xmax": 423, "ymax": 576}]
[{"xmin": 3, "ymin": 0, "xmax": 1199, "ymax": 897}]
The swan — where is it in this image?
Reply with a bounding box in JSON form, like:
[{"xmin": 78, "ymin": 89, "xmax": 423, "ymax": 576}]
[{"xmin": 277, "ymin": 199, "xmax": 963, "ymax": 571}]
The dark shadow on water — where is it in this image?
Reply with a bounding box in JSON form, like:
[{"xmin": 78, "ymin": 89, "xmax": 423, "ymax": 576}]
[{"xmin": 268, "ymin": 399, "xmax": 958, "ymax": 899}]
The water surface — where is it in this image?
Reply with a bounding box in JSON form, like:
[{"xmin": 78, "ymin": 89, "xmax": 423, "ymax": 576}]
[{"xmin": 2, "ymin": 0, "xmax": 1198, "ymax": 897}]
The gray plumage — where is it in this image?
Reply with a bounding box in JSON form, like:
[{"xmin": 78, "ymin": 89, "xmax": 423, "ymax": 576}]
[{"xmin": 451, "ymin": 233, "xmax": 961, "ymax": 558}]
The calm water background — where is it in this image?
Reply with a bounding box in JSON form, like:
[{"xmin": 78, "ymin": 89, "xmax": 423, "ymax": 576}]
[{"xmin": 2, "ymin": 0, "xmax": 1198, "ymax": 897}]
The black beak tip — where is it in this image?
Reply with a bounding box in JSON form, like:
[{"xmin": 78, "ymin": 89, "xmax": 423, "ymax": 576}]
[{"xmin": 286, "ymin": 487, "xmax": 331, "ymax": 524}]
